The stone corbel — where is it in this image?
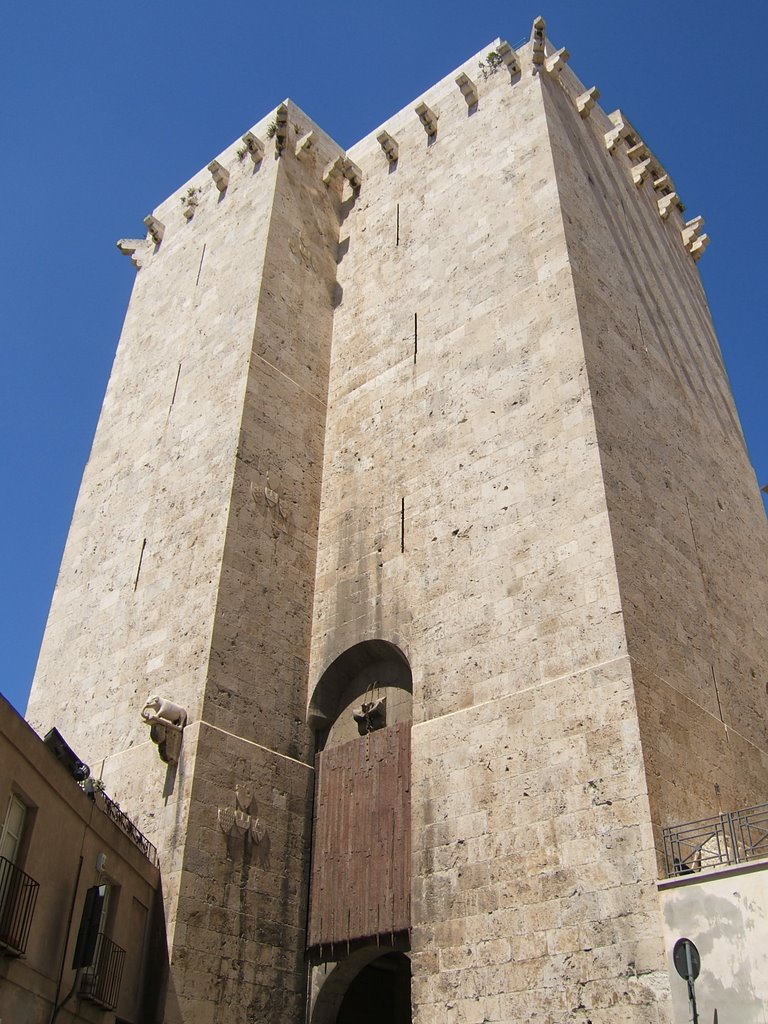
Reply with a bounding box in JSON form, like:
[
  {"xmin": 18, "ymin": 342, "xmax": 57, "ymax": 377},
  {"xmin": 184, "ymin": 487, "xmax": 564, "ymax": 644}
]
[
  {"xmin": 544, "ymin": 48, "xmax": 569, "ymax": 75},
  {"xmin": 143, "ymin": 215, "xmax": 165, "ymax": 244},
  {"xmin": 576, "ymin": 87, "xmax": 599, "ymax": 118},
  {"xmin": 496, "ymin": 40, "xmax": 520, "ymax": 76},
  {"xmin": 604, "ymin": 122, "xmax": 629, "ymax": 153},
  {"xmin": 657, "ymin": 192, "xmax": 682, "ymax": 219},
  {"xmin": 631, "ymin": 159, "xmax": 652, "ymax": 186},
  {"xmin": 689, "ymin": 234, "xmax": 710, "ymax": 261},
  {"xmin": 376, "ymin": 130, "xmax": 399, "ymax": 163},
  {"xmin": 273, "ymin": 104, "xmax": 288, "ymax": 155},
  {"xmin": 681, "ymin": 215, "xmax": 705, "ymax": 249},
  {"xmin": 240, "ymin": 131, "xmax": 264, "ymax": 163},
  {"xmin": 681, "ymin": 216, "xmax": 709, "ymax": 259},
  {"xmin": 180, "ymin": 188, "xmax": 200, "ymax": 221},
  {"xmin": 653, "ymin": 174, "xmax": 675, "ymax": 194},
  {"xmin": 207, "ymin": 160, "xmax": 229, "ymax": 193},
  {"xmin": 415, "ymin": 101, "xmax": 438, "ymax": 137},
  {"xmin": 605, "ymin": 110, "xmax": 636, "ymax": 153},
  {"xmin": 322, "ymin": 156, "xmax": 362, "ymax": 192},
  {"xmin": 140, "ymin": 696, "xmax": 187, "ymax": 766},
  {"xmin": 322, "ymin": 156, "xmax": 344, "ymax": 190},
  {"xmin": 530, "ymin": 16, "xmax": 546, "ymax": 73},
  {"xmin": 455, "ymin": 73, "xmax": 478, "ymax": 107},
  {"xmin": 116, "ymin": 239, "xmax": 148, "ymax": 270},
  {"xmin": 295, "ymin": 131, "xmax": 315, "ymax": 162},
  {"xmin": 342, "ymin": 158, "xmax": 362, "ymax": 190},
  {"xmin": 626, "ymin": 141, "xmax": 649, "ymax": 162}
]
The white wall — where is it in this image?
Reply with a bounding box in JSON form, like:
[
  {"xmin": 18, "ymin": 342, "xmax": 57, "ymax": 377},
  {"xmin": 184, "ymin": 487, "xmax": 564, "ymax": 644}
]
[{"xmin": 659, "ymin": 860, "xmax": 768, "ymax": 1024}]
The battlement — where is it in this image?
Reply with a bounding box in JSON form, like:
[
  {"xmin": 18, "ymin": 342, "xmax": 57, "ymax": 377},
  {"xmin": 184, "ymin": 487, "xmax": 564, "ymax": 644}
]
[{"xmin": 118, "ymin": 17, "xmax": 706, "ymax": 271}]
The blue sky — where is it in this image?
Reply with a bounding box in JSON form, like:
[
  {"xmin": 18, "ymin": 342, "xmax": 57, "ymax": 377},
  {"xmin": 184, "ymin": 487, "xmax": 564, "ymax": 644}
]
[{"xmin": 1, "ymin": 1, "xmax": 766, "ymax": 715}]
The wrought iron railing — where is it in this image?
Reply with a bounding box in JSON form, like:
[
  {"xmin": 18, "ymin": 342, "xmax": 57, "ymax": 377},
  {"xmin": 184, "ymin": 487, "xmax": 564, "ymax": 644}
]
[
  {"xmin": 0, "ymin": 855, "xmax": 39, "ymax": 954},
  {"xmin": 662, "ymin": 801, "xmax": 768, "ymax": 877},
  {"xmin": 79, "ymin": 931, "xmax": 126, "ymax": 1010},
  {"xmin": 92, "ymin": 789, "xmax": 158, "ymax": 866}
]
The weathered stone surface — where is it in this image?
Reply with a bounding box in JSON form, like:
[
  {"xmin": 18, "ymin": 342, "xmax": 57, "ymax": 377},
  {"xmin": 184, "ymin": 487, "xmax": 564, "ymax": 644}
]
[{"xmin": 26, "ymin": 23, "xmax": 767, "ymax": 1024}]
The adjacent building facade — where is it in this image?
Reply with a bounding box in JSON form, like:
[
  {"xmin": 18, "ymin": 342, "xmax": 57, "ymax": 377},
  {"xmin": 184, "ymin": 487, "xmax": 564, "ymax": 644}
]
[
  {"xmin": 23, "ymin": 17, "xmax": 768, "ymax": 1024},
  {"xmin": 0, "ymin": 695, "xmax": 161, "ymax": 1024}
]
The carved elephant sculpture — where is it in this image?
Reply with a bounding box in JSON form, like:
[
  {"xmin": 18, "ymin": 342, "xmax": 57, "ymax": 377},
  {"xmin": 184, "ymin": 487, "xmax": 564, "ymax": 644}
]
[
  {"xmin": 141, "ymin": 695, "xmax": 187, "ymax": 730},
  {"xmin": 140, "ymin": 696, "xmax": 188, "ymax": 765}
]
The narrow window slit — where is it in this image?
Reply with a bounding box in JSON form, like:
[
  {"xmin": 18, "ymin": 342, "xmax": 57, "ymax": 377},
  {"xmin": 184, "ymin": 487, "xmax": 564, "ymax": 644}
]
[
  {"xmin": 169, "ymin": 363, "xmax": 182, "ymax": 414},
  {"xmin": 413, "ymin": 313, "xmax": 418, "ymax": 364},
  {"xmin": 133, "ymin": 538, "xmax": 147, "ymax": 591},
  {"xmin": 195, "ymin": 243, "xmax": 207, "ymax": 287},
  {"xmin": 400, "ymin": 498, "xmax": 405, "ymax": 553},
  {"xmin": 711, "ymin": 665, "xmax": 725, "ymax": 725},
  {"xmin": 396, "ymin": 204, "xmax": 400, "ymax": 246}
]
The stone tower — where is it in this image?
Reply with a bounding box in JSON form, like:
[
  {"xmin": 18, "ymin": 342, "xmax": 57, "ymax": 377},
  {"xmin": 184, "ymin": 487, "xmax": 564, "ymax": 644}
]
[{"xmin": 27, "ymin": 17, "xmax": 768, "ymax": 1024}]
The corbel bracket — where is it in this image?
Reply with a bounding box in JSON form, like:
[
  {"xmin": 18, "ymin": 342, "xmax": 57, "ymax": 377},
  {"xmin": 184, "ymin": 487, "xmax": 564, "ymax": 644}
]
[
  {"xmin": 295, "ymin": 131, "xmax": 315, "ymax": 162},
  {"xmin": 496, "ymin": 40, "xmax": 520, "ymax": 76},
  {"xmin": 376, "ymin": 130, "xmax": 399, "ymax": 163},
  {"xmin": 116, "ymin": 239, "xmax": 147, "ymax": 270},
  {"xmin": 576, "ymin": 87, "xmax": 600, "ymax": 118},
  {"xmin": 143, "ymin": 215, "xmax": 165, "ymax": 244},
  {"xmin": 631, "ymin": 159, "xmax": 652, "ymax": 186},
  {"xmin": 240, "ymin": 131, "xmax": 264, "ymax": 163},
  {"xmin": 455, "ymin": 72, "xmax": 478, "ymax": 107},
  {"xmin": 207, "ymin": 160, "xmax": 230, "ymax": 193},
  {"xmin": 415, "ymin": 101, "xmax": 438, "ymax": 137},
  {"xmin": 530, "ymin": 16, "xmax": 546, "ymax": 73},
  {"xmin": 658, "ymin": 192, "xmax": 682, "ymax": 219},
  {"xmin": 544, "ymin": 48, "xmax": 569, "ymax": 75}
]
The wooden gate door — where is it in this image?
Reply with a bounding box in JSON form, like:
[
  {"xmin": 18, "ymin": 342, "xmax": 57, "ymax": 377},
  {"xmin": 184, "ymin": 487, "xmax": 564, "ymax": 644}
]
[{"xmin": 307, "ymin": 722, "xmax": 411, "ymax": 951}]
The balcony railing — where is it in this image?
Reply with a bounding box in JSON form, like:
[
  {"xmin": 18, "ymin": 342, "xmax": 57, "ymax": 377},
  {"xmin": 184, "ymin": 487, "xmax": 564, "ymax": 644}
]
[
  {"xmin": 662, "ymin": 801, "xmax": 768, "ymax": 877},
  {"xmin": 0, "ymin": 855, "xmax": 40, "ymax": 955},
  {"xmin": 85, "ymin": 786, "xmax": 158, "ymax": 866},
  {"xmin": 79, "ymin": 932, "xmax": 126, "ymax": 1010}
]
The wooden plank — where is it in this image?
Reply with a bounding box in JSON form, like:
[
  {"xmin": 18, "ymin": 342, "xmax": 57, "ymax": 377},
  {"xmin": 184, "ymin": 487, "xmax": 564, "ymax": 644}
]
[{"xmin": 307, "ymin": 723, "xmax": 411, "ymax": 948}]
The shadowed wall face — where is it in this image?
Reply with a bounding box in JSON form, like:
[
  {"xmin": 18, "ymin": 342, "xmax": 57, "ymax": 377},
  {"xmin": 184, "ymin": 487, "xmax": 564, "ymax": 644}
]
[{"xmin": 539, "ymin": 64, "xmax": 768, "ymax": 844}]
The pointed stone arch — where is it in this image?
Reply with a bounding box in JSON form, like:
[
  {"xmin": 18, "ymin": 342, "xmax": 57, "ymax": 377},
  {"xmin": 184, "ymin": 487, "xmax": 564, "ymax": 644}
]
[
  {"xmin": 308, "ymin": 639, "xmax": 412, "ymax": 751},
  {"xmin": 306, "ymin": 640, "xmax": 412, "ymax": 959}
]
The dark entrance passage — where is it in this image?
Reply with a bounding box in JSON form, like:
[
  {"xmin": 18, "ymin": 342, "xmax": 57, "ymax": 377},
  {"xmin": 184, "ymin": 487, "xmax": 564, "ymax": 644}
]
[{"xmin": 336, "ymin": 952, "xmax": 412, "ymax": 1024}]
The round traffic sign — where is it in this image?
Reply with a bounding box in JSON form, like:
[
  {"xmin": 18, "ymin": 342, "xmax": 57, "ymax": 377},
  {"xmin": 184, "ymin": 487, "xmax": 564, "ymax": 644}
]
[{"xmin": 673, "ymin": 937, "xmax": 701, "ymax": 980}]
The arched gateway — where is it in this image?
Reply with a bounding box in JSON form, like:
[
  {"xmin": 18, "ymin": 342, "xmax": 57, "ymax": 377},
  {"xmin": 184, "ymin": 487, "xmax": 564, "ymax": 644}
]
[{"xmin": 307, "ymin": 642, "xmax": 413, "ymax": 1023}]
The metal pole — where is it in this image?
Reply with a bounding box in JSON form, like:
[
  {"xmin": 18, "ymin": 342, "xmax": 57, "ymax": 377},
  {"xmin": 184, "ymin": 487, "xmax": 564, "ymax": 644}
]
[{"xmin": 685, "ymin": 943, "xmax": 699, "ymax": 1024}]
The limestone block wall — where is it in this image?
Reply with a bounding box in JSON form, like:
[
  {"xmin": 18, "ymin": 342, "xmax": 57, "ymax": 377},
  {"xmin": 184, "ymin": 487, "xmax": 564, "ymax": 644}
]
[
  {"xmin": 311, "ymin": 42, "xmax": 628, "ymax": 718},
  {"xmin": 27, "ymin": 100, "xmax": 343, "ymax": 1024},
  {"xmin": 28, "ymin": 108, "xmax": 287, "ymax": 944},
  {"xmin": 203, "ymin": 120, "xmax": 342, "ymax": 760},
  {"xmin": 166, "ymin": 110, "xmax": 343, "ymax": 1024},
  {"xmin": 539, "ymin": 60, "xmax": 768, "ymax": 841},
  {"xmin": 26, "ymin": 106, "xmax": 287, "ymax": 779},
  {"xmin": 166, "ymin": 721, "xmax": 314, "ymax": 1024},
  {"xmin": 309, "ymin": 36, "xmax": 672, "ymax": 1023}
]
